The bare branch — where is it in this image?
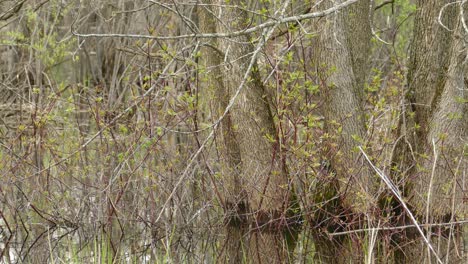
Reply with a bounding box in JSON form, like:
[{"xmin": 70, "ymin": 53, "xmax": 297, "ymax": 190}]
[
  {"xmin": 328, "ymin": 220, "xmax": 468, "ymax": 237},
  {"xmin": 359, "ymin": 146, "xmax": 444, "ymax": 264},
  {"xmin": 72, "ymin": 0, "xmax": 359, "ymax": 40}
]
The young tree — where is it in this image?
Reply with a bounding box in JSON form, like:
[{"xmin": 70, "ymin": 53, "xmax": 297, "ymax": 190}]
[{"xmin": 197, "ymin": 2, "xmax": 245, "ymax": 262}]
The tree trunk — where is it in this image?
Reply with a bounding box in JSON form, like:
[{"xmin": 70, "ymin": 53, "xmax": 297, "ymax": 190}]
[
  {"xmin": 393, "ymin": 1, "xmax": 466, "ymax": 263},
  {"xmin": 316, "ymin": 0, "xmax": 373, "ymax": 211},
  {"xmin": 312, "ymin": 0, "xmax": 375, "ymax": 263},
  {"xmin": 201, "ymin": 0, "xmax": 300, "ymax": 262},
  {"xmin": 197, "ymin": 2, "xmax": 245, "ymax": 262}
]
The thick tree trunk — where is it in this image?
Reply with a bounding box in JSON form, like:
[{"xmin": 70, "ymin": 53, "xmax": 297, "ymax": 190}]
[
  {"xmin": 315, "ymin": 0, "xmax": 373, "ymax": 213},
  {"xmin": 393, "ymin": 1, "xmax": 466, "ymax": 263},
  {"xmin": 312, "ymin": 0, "xmax": 375, "ymax": 263},
  {"xmin": 218, "ymin": 1, "xmax": 299, "ymax": 262},
  {"xmin": 345, "ymin": 0, "xmax": 372, "ymax": 102},
  {"xmin": 408, "ymin": 0, "xmax": 465, "ymax": 219},
  {"xmin": 199, "ymin": 1, "xmax": 299, "ymax": 262},
  {"xmin": 406, "ymin": 0, "xmax": 456, "ymax": 153}
]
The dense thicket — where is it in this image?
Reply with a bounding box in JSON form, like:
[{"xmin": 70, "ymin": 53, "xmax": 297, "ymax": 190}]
[{"xmin": 0, "ymin": 0, "xmax": 466, "ymax": 263}]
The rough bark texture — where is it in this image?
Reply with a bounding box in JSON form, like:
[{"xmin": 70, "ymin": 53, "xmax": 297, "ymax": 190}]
[
  {"xmin": 392, "ymin": 0, "xmax": 456, "ymax": 184},
  {"xmin": 408, "ymin": 1, "xmax": 468, "ymax": 231},
  {"xmin": 419, "ymin": 27, "xmax": 467, "ymax": 216},
  {"xmin": 406, "ymin": 0, "xmax": 456, "ymax": 153},
  {"xmin": 219, "ymin": 5, "xmax": 297, "ymax": 262},
  {"xmin": 394, "ymin": 1, "xmax": 467, "ymax": 263},
  {"xmin": 197, "ymin": 2, "xmax": 245, "ymax": 263},
  {"xmin": 315, "ymin": 0, "xmax": 373, "ymax": 216},
  {"xmin": 345, "ymin": 0, "xmax": 372, "ymax": 101},
  {"xmin": 200, "ymin": 1, "xmax": 299, "ymax": 262},
  {"xmin": 312, "ymin": 0, "xmax": 374, "ymax": 263}
]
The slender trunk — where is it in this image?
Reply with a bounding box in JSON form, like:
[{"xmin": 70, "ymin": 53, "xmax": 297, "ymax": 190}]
[{"xmin": 197, "ymin": 2, "xmax": 246, "ymax": 262}]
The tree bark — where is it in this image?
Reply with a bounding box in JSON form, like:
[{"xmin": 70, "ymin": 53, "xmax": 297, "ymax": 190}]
[
  {"xmin": 393, "ymin": 1, "xmax": 466, "ymax": 263},
  {"xmin": 312, "ymin": 0, "xmax": 374, "ymax": 263},
  {"xmin": 315, "ymin": 0, "xmax": 373, "ymax": 212},
  {"xmin": 209, "ymin": 0, "xmax": 299, "ymax": 262},
  {"xmin": 197, "ymin": 2, "xmax": 245, "ymax": 262}
]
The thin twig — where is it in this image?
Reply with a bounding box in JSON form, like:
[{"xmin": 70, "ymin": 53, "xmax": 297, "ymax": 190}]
[
  {"xmin": 359, "ymin": 146, "xmax": 444, "ymax": 264},
  {"xmin": 72, "ymin": 0, "xmax": 359, "ymax": 40},
  {"xmin": 374, "ymin": 0, "xmax": 394, "ymax": 11},
  {"xmin": 328, "ymin": 220, "xmax": 468, "ymax": 237},
  {"xmin": 425, "ymin": 138, "xmax": 438, "ymax": 260}
]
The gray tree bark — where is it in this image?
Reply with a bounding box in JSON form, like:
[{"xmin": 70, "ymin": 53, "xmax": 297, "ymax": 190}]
[
  {"xmin": 197, "ymin": 2, "xmax": 245, "ymax": 262},
  {"xmin": 394, "ymin": 1, "xmax": 466, "ymax": 263},
  {"xmin": 201, "ymin": 0, "xmax": 300, "ymax": 262},
  {"xmin": 312, "ymin": 0, "xmax": 375, "ymax": 263}
]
